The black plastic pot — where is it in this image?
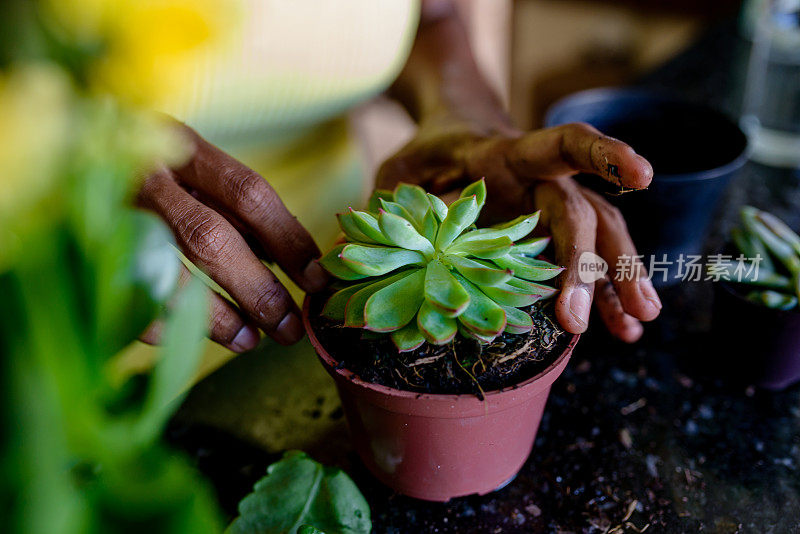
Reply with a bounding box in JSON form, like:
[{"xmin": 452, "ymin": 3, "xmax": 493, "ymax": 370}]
[
  {"xmin": 712, "ymin": 280, "xmax": 800, "ymax": 391},
  {"xmin": 545, "ymin": 88, "xmax": 749, "ymax": 286}
]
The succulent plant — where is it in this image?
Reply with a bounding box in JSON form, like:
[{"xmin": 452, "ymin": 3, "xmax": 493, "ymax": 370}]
[
  {"xmin": 722, "ymin": 206, "xmax": 800, "ymax": 310},
  {"xmin": 318, "ymin": 179, "xmax": 564, "ymax": 351}
]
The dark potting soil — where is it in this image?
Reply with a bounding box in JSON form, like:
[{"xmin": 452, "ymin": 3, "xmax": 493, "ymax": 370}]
[{"xmin": 309, "ymin": 295, "xmax": 570, "ymax": 397}]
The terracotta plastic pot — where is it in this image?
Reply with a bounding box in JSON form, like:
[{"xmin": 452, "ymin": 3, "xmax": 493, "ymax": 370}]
[
  {"xmin": 712, "ymin": 280, "xmax": 800, "ymax": 391},
  {"xmin": 303, "ymin": 296, "xmax": 579, "ymax": 502}
]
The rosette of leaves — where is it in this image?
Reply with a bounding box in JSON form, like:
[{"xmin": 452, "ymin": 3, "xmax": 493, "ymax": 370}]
[{"xmin": 318, "ymin": 179, "xmax": 564, "ymax": 351}]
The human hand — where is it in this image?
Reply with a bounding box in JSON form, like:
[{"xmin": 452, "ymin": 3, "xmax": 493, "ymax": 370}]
[
  {"xmin": 137, "ymin": 123, "xmax": 327, "ymax": 351},
  {"xmin": 376, "ymin": 121, "xmax": 661, "ymax": 342}
]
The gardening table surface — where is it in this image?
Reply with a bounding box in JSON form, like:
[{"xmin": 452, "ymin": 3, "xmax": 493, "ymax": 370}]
[{"xmin": 169, "ymin": 19, "xmax": 800, "ymax": 534}]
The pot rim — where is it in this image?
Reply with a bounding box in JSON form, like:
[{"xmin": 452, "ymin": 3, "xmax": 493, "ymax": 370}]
[
  {"xmin": 302, "ymin": 294, "xmax": 580, "ymax": 411},
  {"xmin": 544, "ymin": 86, "xmax": 750, "ymax": 183}
]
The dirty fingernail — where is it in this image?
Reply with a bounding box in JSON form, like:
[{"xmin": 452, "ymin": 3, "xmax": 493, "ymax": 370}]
[
  {"xmin": 569, "ymin": 286, "xmax": 592, "ymax": 330},
  {"xmin": 303, "ymin": 260, "xmax": 329, "ymax": 292},
  {"xmin": 231, "ymin": 325, "xmax": 260, "ymax": 352},
  {"xmin": 639, "ymin": 279, "xmax": 662, "ymax": 311},
  {"xmin": 273, "ymin": 312, "xmax": 304, "ymax": 345}
]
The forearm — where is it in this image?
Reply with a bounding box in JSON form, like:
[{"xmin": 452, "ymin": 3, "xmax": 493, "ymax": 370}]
[{"xmin": 389, "ymin": 0, "xmax": 518, "ymax": 137}]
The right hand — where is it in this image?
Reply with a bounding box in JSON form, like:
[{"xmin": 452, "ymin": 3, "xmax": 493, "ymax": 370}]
[{"xmin": 137, "ymin": 123, "xmax": 327, "ymax": 352}]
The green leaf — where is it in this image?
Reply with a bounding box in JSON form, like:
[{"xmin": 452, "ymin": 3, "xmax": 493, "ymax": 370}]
[
  {"xmin": 350, "ymin": 209, "xmax": 393, "ymax": 245},
  {"xmin": 507, "ymin": 276, "xmax": 559, "ymax": 298},
  {"xmin": 137, "ymin": 277, "xmax": 208, "ymax": 441},
  {"xmin": 427, "ymin": 193, "xmax": 448, "ymax": 221},
  {"xmin": 444, "ymin": 254, "xmax": 512, "ymax": 286},
  {"xmin": 501, "ymin": 305, "xmax": 534, "ymax": 334},
  {"xmin": 344, "ymin": 271, "xmax": 413, "ymax": 327},
  {"xmin": 391, "ymin": 322, "xmax": 426, "ymax": 352},
  {"xmin": 511, "ymin": 237, "xmax": 550, "ymax": 258},
  {"xmin": 460, "ymin": 178, "xmax": 487, "ymax": 210},
  {"xmin": 732, "ymin": 227, "xmax": 774, "ymax": 273},
  {"xmin": 714, "ymin": 260, "xmax": 792, "ymax": 290},
  {"xmin": 491, "ymin": 255, "xmax": 564, "ymax": 281},
  {"xmin": 377, "ymin": 210, "xmax": 435, "ymax": 257},
  {"xmin": 424, "ymin": 259, "xmax": 470, "ymax": 317},
  {"xmin": 417, "ymin": 301, "xmax": 457, "ymax": 344},
  {"xmin": 741, "ymin": 207, "xmax": 800, "ymax": 274},
  {"xmin": 364, "ymin": 268, "xmax": 426, "ymax": 332},
  {"xmin": 445, "ymin": 236, "xmax": 513, "ymax": 259},
  {"xmin": 479, "ymin": 281, "xmax": 542, "ymax": 308},
  {"xmin": 340, "ymin": 244, "xmax": 425, "ymax": 276},
  {"xmin": 298, "ymin": 526, "xmax": 326, "ymax": 534},
  {"xmin": 393, "ymin": 183, "xmax": 430, "ymax": 223},
  {"xmin": 336, "ymin": 212, "xmax": 375, "ymax": 244},
  {"xmin": 453, "ymin": 273, "xmax": 507, "ymax": 337},
  {"xmin": 420, "ymin": 208, "xmax": 439, "ymax": 244},
  {"xmin": 746, "ymin": 290, "xmax": 798, "ymax": 310},
  {"xmin": 378, "ymin": 198, "xmax": 418, "ymax": 227},
  {"xmin": 453, "ymin": 212, "xmax": 540, "ymax": 245},
  {"xmin": 322, "ymin": 280, "xmax": 375, "ymax": 320},
  {"xmin": 435, "ymin": 195, "xmax": 479, "ymax": 250},
  {"xmin": 755, "ymin": 209, "xmax": 800, "ymax": 257},
  {"xmin": 227, "ymin": 451, "xmax": 371, "ymax": 534},
  {"xmin": 367, "ymin": 189, "xmax": 394, "ymax": 213},
  {"xmin": 319, "ymin": 245, "xmax": 370, "ymax": 281},
  {"xmin": 457, "ymin": 321, "xmax": 497, "ymax": 344}
]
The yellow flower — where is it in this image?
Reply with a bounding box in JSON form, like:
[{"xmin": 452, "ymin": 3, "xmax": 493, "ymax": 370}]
[{"xmin": 44, "ymin": 0, "xmax": 232, "ymax": 106}]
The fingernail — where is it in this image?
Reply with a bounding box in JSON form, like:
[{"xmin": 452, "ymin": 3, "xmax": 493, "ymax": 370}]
[
  {"xmin": 231, "ymin": 325, "xmax": 260, "ymax": 352},
  {"xmin": 639, "ymin": 279, "xmax": 662, "ymax": 311},
  {"xmin": 274, "ymin": 312, "xmax": 304, "ymax": 345},
  {"xmin": 303, "ymin": 260, "xmax": 329, "ymax": 292},
  {"xmin": 568, "ymin": 286, "xmax": 592, "ymax": 330}
]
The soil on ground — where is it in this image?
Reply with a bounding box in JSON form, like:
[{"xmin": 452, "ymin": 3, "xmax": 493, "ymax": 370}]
[{"xmin": 309, "ymin": 295, "xmax": 571, "ymax": 397}]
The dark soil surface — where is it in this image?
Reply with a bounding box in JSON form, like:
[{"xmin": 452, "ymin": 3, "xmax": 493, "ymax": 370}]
[{"xmin": 309, "ymin": 296, "xmax": 570, "ymax": 397}]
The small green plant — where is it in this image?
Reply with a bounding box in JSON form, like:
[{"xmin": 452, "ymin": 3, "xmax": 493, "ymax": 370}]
[
  {"xmin": 318, "ymin": 180, "xmax": 563, "ymax": 351},
  {"xmin": 722, "ymin": 206, "xmax": 800, "ymax": 310}
]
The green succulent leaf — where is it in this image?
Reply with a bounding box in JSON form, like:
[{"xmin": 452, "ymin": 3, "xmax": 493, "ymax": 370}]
[
  {"xmin": 378, "ymin": 198, "xmax": 418, "ymax": 227},
  {"xmin": 427, "ymin": 193, "xmax": 448, "ymax": 221},
  {"xmin": 367, "ymin": 189, "xmax": 394, "ymax": 213},
  {"xmin": 322, "ymin": 280, "xmax": 375, "ymax": 320},
  {"xmin": 478, "ymin": 280, "xmax": 542, "ymax": 308},
  {"xmin": 364, "ymin": 268, "xmax": 426, "ymax": 332},
  {"xmin": 714, "ymin": 260, "xmax": 792, "ymax": 291},
  {"xmin": 344, "ymin": 271, "xmax": 414, "ymax": 327},
  {"xmin": 746, "ymin": 289, "xmax": 798, "ymax": 310},
  {"xmin": 741, "ymin": 206, "xmax": 800, "ymax": 274},
  {"xmin": 501, "ymin": 305, "xmax": 534, "ymax": 334},
  {"xmin": 391, "ymin": 322, "xmax": 426, "ymax": 352},
  {"xmin": 340, "ymin": 244, "xmax": 425, "ymax": 276},
  {"xmin": 445, "ymin": 236, "xmax": 513, "ymax": 259},
  {"xmin": 445, "ymin": 254, "xmax": 513, "ymax": 287},
  {"xmin": 511, "ymin": 236, "xmax": 550, "ymax": 258},
  {"xmin": 435, "ymin": 195, "xmax": 479, "ymax": 250},
  {"xmin": 457, "ymin": 321, "xmax": 497, "ymax": 344},
  {"xmin": 227, "ymin": 451, "xmax": 371, "ymax": 534},
  {"xmin": 453, "ymin": 273, "xmax": 507, "ymax": 337},
  {"xmin": 755, "ymin": 209, "xmax": 800, "ymax": 258},
  {"xmin": 417, "ymin": 301, "xmax": 457, "ymax": 344},
  {"xmin": 732, "ymin": 227, "xmax": 774, "ymax": 273},
  {"xmin": 394, "ymin": 183, "xmax": 430, "ymax": 223},
  {"xmin": 507, "ymin": 276, "xmax": 560, "ymax": 298},
  {"xmin": 349, "ymin": 209, "xmax": 393, "ymax": 245},
  {"xmin": 491, "ymin": 255, "xmax": 564, "ymax": 282},
  {"xmin": 460, "ymin": 178, "xmax": 487, "ymax": 210},
  {"xmin": 454, "ymin": 212, "xmax": 540, "ymax": 245},
  {"xmin": 420, "ymin": 208, "xmax": 439, "ymax": 244},
  {"xmin": 424, "ymin": 259, "xmax": 470, "ymax": 317},
  {"xmin": 336, "ymin": 211, "xmax": 376, "ymax": 244},
  {"xmin": 319, "ymin": 245, "xmax": 370, "ymax": 281},
  {"xmin": 377, "ymin": 210, "xmax": 435, "ymax": 257}
]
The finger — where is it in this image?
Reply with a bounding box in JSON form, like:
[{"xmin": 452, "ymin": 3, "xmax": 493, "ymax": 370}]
[
  {"xmin": 534, "ymin": 179, "xmax": 597, "ymax": 334},
  {"xmin": 581, "ymin": 187, "xmax": 662, "ymax": 321},
  {"xmin": 174, "ymin": 126, "xmax": 327, "ymax": 293},
  {"xmin": 594, "ymin": 276, "xmax": 644, "ymax": 343},
  {"xmin": 508, "ymin": 122, "xmax": 653, "ymax": 189},
  {"xmin": 138, "ymin": 169, "xmax": 305, "ymax": 345},
  {"xmin": 140, "ymin": 272, "xmax": 261, "ymax": 353}
]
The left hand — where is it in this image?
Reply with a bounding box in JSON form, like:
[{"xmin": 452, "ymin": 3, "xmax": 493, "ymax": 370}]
[{"xmin": 376, "ymin": 120, "xmax": 662, "ymax": 343}]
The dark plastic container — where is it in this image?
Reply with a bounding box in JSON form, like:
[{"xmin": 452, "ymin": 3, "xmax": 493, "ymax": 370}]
[
  {"xmin": 712, "ymin": 280, "xmax": 800, "ymax": 390},
  {"xmin": 545, "ymin": 88, "xmax": 749, "ymax": 286}
]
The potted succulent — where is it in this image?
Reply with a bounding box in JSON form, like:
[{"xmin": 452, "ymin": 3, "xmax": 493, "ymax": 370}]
[
  {"xmin": 711, "ymin": 206, "xmax": 800, "ymax": 390},
  {"xmin": 302, "ymin": 179, "xmax": 579, "ymax": 502}
]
